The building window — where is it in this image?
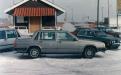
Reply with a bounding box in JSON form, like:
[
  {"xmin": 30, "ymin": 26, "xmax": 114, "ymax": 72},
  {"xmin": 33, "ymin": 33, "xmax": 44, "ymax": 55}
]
[
  {"xmin": 16, "ymin": 16, "xmax": 28, "ymax": 23},
  {"xmin": 42, "ymin": 16, "xmax": 55, "ymax": 27}
]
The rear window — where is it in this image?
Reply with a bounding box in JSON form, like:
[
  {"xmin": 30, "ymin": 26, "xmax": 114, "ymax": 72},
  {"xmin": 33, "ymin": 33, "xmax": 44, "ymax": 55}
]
[{"xmin": 0, "ymin": 31, "xmax": 5, "ymax": 39}]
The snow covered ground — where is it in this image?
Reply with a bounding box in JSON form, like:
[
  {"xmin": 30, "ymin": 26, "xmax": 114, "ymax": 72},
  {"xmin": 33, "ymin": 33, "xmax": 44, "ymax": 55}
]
[{"xmin": 0, "ymin": 47, "xmax": 121, "ymax": 75}]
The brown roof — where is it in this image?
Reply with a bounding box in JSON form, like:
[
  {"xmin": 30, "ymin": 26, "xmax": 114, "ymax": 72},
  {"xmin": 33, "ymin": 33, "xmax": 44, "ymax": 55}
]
[{"xmin": 13, "ymin": 7, "xmax": 55, "ymax": 16}]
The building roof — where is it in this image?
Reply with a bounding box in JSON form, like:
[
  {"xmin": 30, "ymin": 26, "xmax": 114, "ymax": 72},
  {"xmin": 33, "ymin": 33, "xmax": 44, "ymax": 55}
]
[
  {"xmin": 5, "ymin": 0, "xmax": 65, "ymax": 15},
  {"xmin": 13, "ymin": 7, "xmax": 55, "ymax": 16}
]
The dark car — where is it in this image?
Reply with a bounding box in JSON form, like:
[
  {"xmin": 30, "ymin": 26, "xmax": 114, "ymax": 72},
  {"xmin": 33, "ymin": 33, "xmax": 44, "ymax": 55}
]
[
  {"xmin": 98, "ymin": 27, "xmax": 121, "ymax": 38},
  {"xmin": 73, "ymin": 28, "xmax": 120, "ymax": 49}
]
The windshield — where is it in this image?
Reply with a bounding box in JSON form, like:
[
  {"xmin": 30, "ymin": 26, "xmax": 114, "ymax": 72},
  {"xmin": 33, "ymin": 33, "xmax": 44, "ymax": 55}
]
[
  {"xmin": 70, "ymin": 32, "xmax": 79, "ymax": 40},
  {"xmin": 74, "ymin": 28, "xmax": 81, "ymax": 33}
]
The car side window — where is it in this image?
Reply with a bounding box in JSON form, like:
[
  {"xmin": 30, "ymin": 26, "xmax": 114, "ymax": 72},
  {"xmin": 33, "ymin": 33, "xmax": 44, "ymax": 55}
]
[
  {"xmin": 41, "ymin": 32, "xmax": 55, "ymax": 40},
  {"xmin": 0, "ymin": 31, "xmax": 6, "ymax": 39},
  {"xmin": 78, "ymin": 30, "xmax": 86, "ymax": 36},
  {"xmin": 57, "ymin": 32, "xmax": 74, "ymax": 41},
  {"xmin": 6, "ymin": 30, "xmax": 16, "ymax": 38},
  {"xmin": 87, "ymin": 31, "xmax": 94, "ymax": 36}
]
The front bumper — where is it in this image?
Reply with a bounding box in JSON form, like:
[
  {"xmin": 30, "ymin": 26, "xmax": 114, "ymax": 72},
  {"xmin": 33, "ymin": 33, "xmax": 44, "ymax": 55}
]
[
  {"xmin": 111, "ymin": 43, "xmax": 120, "ymax": 48},
  {"xmin": 97, "ymin": 48, "xmax": 106, "ymax": 52}
]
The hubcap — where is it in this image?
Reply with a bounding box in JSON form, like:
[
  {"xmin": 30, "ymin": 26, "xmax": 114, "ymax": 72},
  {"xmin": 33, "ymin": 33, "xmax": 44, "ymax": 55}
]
[
  {"xmin": 30, "ymin": 49, "xmax": 39, "ymax": 57},
  {"xmin": 87, "ymin": 50, "xmax": 93, "ymax": 56}
]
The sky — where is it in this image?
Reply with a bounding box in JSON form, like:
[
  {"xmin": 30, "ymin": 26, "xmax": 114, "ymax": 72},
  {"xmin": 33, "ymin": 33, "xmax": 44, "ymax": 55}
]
[{"xmin": 0, "ymin": 0, "xmax": 117, "ymax": 22}]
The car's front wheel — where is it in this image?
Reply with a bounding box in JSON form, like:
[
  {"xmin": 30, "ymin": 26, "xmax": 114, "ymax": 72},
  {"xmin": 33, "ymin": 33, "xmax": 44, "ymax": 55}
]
[
  {"xmin": 28, "ymin": 47, "xmax": 40, "ymax": 58},
  {"xmin": 83, "ymin": 47, "xmax": 96, "ymax": 58}
]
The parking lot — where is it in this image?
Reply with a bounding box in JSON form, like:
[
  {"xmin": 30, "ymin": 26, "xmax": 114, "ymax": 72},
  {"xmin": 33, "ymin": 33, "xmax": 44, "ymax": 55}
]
[{"xmin": 0, "ymin": 47, "xmax": 121, "ymax": 75}]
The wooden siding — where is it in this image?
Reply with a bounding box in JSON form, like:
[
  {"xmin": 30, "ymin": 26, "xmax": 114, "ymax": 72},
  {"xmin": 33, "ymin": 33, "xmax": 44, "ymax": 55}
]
[{"xmin": 29, "ymin": 17, "xmax": 41, "ymax": 33}]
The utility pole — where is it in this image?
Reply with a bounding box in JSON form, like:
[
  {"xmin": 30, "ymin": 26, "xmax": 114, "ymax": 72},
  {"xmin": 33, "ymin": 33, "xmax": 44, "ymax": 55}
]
[
  {"xmin": 64, "ymin": 12, "xmax": 67, "ymax": 22},
  {"xmin": 117, "ymin": 12, "xmax": 119, "ymax": 28},
  {"xmin": 108, "ymin": 0, "xmax": 110, "ymax": 27},
  {"xmin": 97, "ymin": 0, "xmax": 100, "ymax": 27},
  {"xmin": 117, "ymin": 0, "xmax": 119, "ymax": 28},
  {"xmin": 101, "ymin": 7, "xmax": 104, "ymax": 22},
  {"xmin": 71, "ymin": 8, "xmax": 74, "ymax": 25}
]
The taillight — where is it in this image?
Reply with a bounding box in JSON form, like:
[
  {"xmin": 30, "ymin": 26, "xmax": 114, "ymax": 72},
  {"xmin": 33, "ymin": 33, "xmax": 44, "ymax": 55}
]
[{"xmin": 14, "ymin": 39, "xmax": 16, "ymax": 47}]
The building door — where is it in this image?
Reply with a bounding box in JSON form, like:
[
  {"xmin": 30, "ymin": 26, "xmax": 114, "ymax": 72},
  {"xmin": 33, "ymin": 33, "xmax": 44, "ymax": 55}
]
[{"xmin": 29, "ymin": 17, "xmax": 41, "ymax": 33}]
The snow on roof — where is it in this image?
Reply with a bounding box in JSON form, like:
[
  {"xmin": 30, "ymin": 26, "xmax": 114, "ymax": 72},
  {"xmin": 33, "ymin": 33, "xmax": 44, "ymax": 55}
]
[{"xmin": 4, "ymin": 0, "xmax": 65, "ymax": 14}]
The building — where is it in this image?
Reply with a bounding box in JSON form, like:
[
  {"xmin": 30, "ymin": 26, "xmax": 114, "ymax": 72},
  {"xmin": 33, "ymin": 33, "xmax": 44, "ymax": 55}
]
[
  {"xmin": 110, "ymin": 0, "xmax": 121, "ymax": 28},
  {"xmin": 5, "ymin": 0, "xmax": 65, "ymax": 33}
]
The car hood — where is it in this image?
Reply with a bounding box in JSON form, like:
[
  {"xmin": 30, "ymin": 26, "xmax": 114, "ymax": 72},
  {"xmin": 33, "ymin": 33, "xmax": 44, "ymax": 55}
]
[
  {"xmin": 107, "ymin": 31, "xmax": 121, "ymax": 35},
  {"xmin": 97, "ymin": 35, "xmax": 120, "ymax": 41}
]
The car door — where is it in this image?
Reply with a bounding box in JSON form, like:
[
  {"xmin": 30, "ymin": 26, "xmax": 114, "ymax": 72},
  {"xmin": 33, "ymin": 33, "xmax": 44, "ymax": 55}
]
[
  {"xmin": 0, "ymin": 31, "xmax": 7, "ymax": 50},
  {"xmin": 40, "ymin": 31, "xmax": 58, "ymax": 53},
  {"xmin": 6, "ymin": 30, "xmax": 17, "ymax": 48},
  {"xmin": 57, "ymin": 32, "xmax": 80, "ymax": 54},
  {"xmin": 86, "ymin": 31, "xmax": 95, "ymax": 39}
]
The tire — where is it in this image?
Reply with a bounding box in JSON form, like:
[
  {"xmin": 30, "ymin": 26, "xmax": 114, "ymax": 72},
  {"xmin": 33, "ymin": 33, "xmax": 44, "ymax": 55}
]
[
  {"xmin": 28, "ymin": 47, "xmax": 40, "ymax": 58},
  {"xmin": 83, "ymin": 47, "xmax": 96, "ymax": 58}
]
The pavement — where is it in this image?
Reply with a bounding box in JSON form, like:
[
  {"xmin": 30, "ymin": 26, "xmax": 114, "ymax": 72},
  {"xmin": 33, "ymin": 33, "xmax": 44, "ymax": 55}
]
[{"xmin": 0, "ymin": 47, "xmax": 121, "ymax": 75}]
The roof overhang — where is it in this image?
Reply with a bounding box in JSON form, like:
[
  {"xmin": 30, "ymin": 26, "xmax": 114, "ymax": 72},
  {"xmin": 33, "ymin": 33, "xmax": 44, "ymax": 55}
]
[{"xmin": 5, "ymin": 0, "xmax": 65, "ymax": 16}]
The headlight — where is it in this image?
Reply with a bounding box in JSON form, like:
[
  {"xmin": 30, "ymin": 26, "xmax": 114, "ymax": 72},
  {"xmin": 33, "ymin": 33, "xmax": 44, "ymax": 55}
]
[{"xmin": 110, "ymin": 41, "xmax": 115, "ymax": 44}]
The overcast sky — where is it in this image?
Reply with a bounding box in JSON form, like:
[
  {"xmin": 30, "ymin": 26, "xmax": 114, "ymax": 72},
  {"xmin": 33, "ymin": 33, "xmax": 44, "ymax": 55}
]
[{"xmin": 0, "ymin": 0, "xmax": 117, "ymax": 22}]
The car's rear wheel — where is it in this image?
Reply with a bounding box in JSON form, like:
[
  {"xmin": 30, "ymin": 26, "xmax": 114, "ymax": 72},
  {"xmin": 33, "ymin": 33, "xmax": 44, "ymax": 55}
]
[
  {"xmin": 83, "ymin": 47, "xmax": 96, "ymax": 58},
  {"xmin": 28, "ymin": 47, "xmax": 40, "ymax": 58}
]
